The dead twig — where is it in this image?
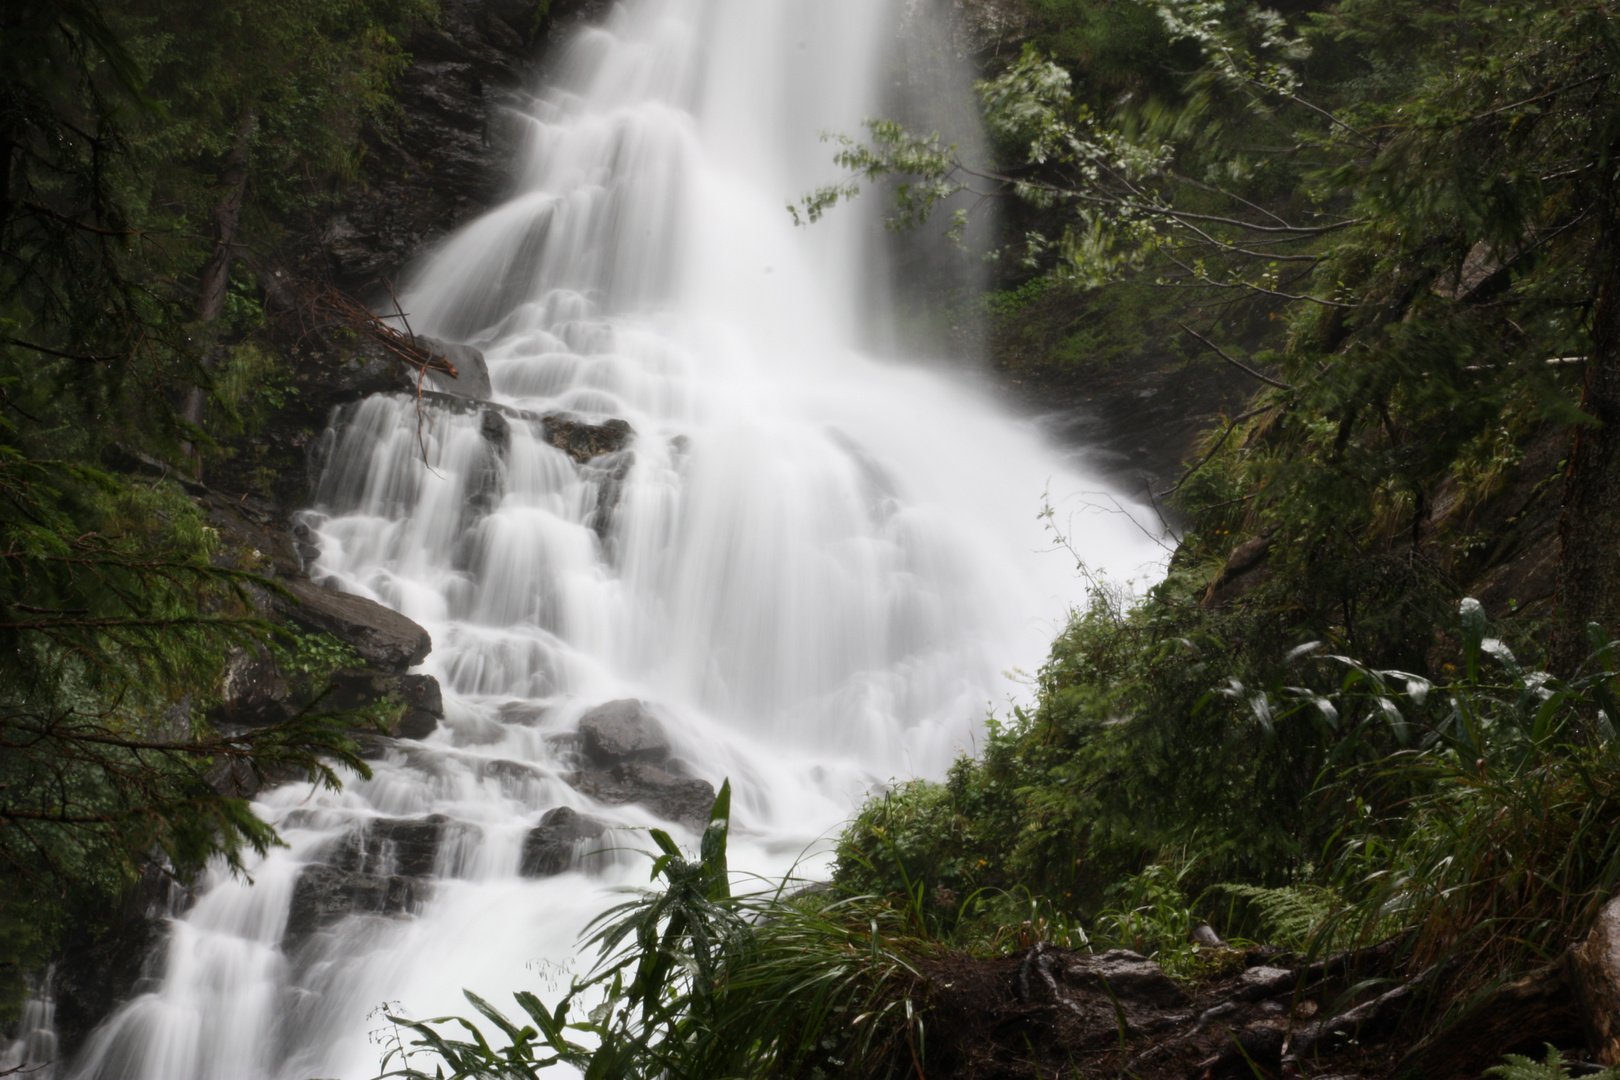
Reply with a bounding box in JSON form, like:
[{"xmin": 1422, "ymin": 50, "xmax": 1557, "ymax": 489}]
[
  {"xmin": 1177, "ymin": 322, "xmax": 1296, "ymax": 391},
  {"xmin": 382, "ymin": 279, "xmax": 444, "ymax": 474},
  {"xmin": 299, "ymin": 283, "xmax": 453, "ymax": 472},
  {"xmin": 1158, "ymin": 403, "xmax": 1274, "ymax": 499}
]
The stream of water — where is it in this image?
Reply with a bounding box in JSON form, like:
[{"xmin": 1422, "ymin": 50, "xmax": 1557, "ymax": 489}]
[{"xmin": 55, "ymin": 2, "xmax": 1163, "ymax": 1076}]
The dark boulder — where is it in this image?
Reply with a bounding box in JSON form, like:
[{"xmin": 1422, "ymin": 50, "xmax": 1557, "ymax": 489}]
[
  {"xmin": 480, "ymin": 406, "xmax": 511, "ymax": 449},
  {"xmin": 339, "ymin": 814, "xmax": 448, "ymax": 878},
  {"xmin": 477, "ymin": 759, "xmax": 546, "ymax": 796},
  {"xmin": 542, "ymin": 414, "xmax": 633, "ymax": 463},
  {"xmin": 578, "ymin": 699, "xmax": 670, "ymax": 766},
  {"xmin": 1202, "ymin": 529, "xmax": 1276, "ymax": 607},
  {"xmin": 219, "ymin": 646, "xmax": 291, "ymax": 726},
  {"xmin": 283, "ymin": 864, "xmax": 429, "ymax": 946},
  {"xmin": 325, "ymin": 669, "xmax": 444, "ymax": 739},
  {"xmin": 278, "ymin": 578, "xmax": 432, "ymax": 672},
  {"xmin": 568, "ymin": 763, "xmax": 714, "ymax": 831},
  {"xmin": 519, "ymin": 806, "xmax": 608, "ymax": 877},
  {"xmin": 201, "ymin": 490, "xmax": 306, "ymax": 577},
  {"xmin": 283, "ymin": 815, "xmax": 448, "ymax": 945}
]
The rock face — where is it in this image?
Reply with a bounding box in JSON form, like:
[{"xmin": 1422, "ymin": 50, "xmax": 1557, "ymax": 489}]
[
  {"xmin": 325, "ymin": 669, "xmax": 444, "ymax": 739},
  {"xmin": 899, "ymin": 0, "xmax": 1032, "ymax": 60},
  {"xmin": 544, "ymin": 415, "xmax": 634, "ymax": 462},
  {"xmin": 284, "ymin": 815, "xmax": 448, "ymax": 945},
  {"xmin": 219, "ymin": 646, "xmax": 291, "ymax": 726},
  {"xmin": 200, "ymin": 488, "xmax": 306, "ymax": 577},
  {"xmin": 519, "ymin": 806, "xmax": 608, "ymax": 877},
  {"xmin": 312, "ymin": 0, "xmax": 617, "ymax": 289},
  {"xmin": 417, "ymin": 335, "xmax": 493, "ymax": 399},
  {"xmin": 569, "ymin": 764, "xmax": 715, "ymax": 831},
  {"xmin": 319, "ymin": 0, "xmax": 562, "ymax": 287},
  {"xmin": 279, "ymin": 578, "xmax": 432, "ymax": 672},
  {"xmin": 47, "ymin": 865, "xmax": 180, "ymax": 1060},
  {"xmin": 565, "ymin": 700, "xmax": 712, "ymax": 826},
  {"xmin": 579, "ymin": 700, "xmax": 671, "ymax": 766}
]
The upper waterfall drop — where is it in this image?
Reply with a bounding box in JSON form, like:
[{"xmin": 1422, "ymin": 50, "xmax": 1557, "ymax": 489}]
[{"xmin": 65, "ymin": 2, "xmax": 1165, "ymax": 1078}]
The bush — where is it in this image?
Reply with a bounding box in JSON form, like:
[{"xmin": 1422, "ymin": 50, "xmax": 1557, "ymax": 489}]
[{"xmin": 837, "ymin": 591, "xmax": 1620, "ymax": 1000}]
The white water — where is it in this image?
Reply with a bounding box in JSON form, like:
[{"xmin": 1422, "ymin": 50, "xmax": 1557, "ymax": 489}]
[{"xmin": 62, "ymin": 2, "xmax": 1163, "ymax": 1077}]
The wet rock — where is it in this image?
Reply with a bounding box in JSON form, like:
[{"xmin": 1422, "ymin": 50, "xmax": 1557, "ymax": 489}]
[
  {"xmin": 291, "ymin": 521, "xmax": 322, "ymax": 571},
  {"xmin": 278, "ymin": 578, "xmax": 432, "ymax": 672},
  {"xmin": 284, "ymin": 815, "xmax": 448, "ymax": 944},
  {"xmin": 586, "ymin": 450, "xmax": 634, "ymax": 542},
  {"xmin": 478, "ymin": 759, "xmax": 546, "ymax": 796},
  {"xmin": 542, "ymin": 414, "xmax": 633, "ymax": 463},
  {"xmin": 544, "ymin": 731, "xmax": 584, "ymax": 766},
  {"xmin": 200, "ymin": 490, "xmax": 306, "ymax": 577},
  {"xmin": 417, "ymin": 336, "xmax": 493, "ymax": 399},
  {"xmin": 333, "ymin": 814, "xmax": 448, "ymax": 878},
  {"xmin": 48, "ymin": 864, "xmax": 182, "ymax": 1059},
  {"xmin": 519, "ymin": 806, "xmax": 608, "ymax": 877},
  {"xmin": 325, "ymin": 669, "xmax": 443, "ymax": 739},
  {"xmin": 497, "ymin": 701, "xmax": 550, "ymax": 726},
  {"xmin": 219, "ymin": 646, "xmax": 291, "ymax": 726},
  {"xmin": 568, "ymin": 763, "xmax": 714, "ymax": 830},
  {"xmin": 1065, "ymin": 949, "xmax": 1188, "ymax": 1008},
  {"xmin": 480, "ymin": 406, "xmax": 511, "ymax": 450},
  {"xmin": 283, "ymin": 864, "xmax": 430, "ymax": 945},
  {"xmin": 466, "ymin": 440, "xmax": 504, "ymax": 519},
  {"xmin": 578, "ymin": 699, "xmax": 670, "ymax": 766}
]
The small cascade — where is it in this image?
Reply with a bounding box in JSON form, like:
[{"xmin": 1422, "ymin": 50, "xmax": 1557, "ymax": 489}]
[
  {"xmin": 2, "ymin": 968, "xmax": 59, "ymax": 1079},
  {"xmin": 66, "ymin": 2, "xmax": 1164, "ymax": 1077}
]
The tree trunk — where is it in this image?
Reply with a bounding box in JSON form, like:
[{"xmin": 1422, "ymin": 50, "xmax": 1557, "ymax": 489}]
[
  {"xmin": 179, "ymin": 107, "xmax": 256, "ymax": 434},
  {"xmin": 1552, "ymin": 197, "xmax": 1620, "ymax": 678},
  {"xmin": 1570, "ymin": 894, "xmax": 1620, "ymax": 1064},
  {"xmin": 1392, "ymin": 963, "xmax": 1582, "ymax": 1080},
  {"xmin": 0, "ymin": 123, "xmax": 16, "ymax": 243}
]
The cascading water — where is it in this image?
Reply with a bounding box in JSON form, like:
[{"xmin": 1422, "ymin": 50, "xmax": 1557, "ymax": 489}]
[{"xmin": 63, "ymin": 1, "xmax": 1164, "ymax": 1077}]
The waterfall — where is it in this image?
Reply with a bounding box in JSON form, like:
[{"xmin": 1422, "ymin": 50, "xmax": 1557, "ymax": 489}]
[{"xmin": 64, "ymin": 1, "xmax": 1163, "ymax": 1077}]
